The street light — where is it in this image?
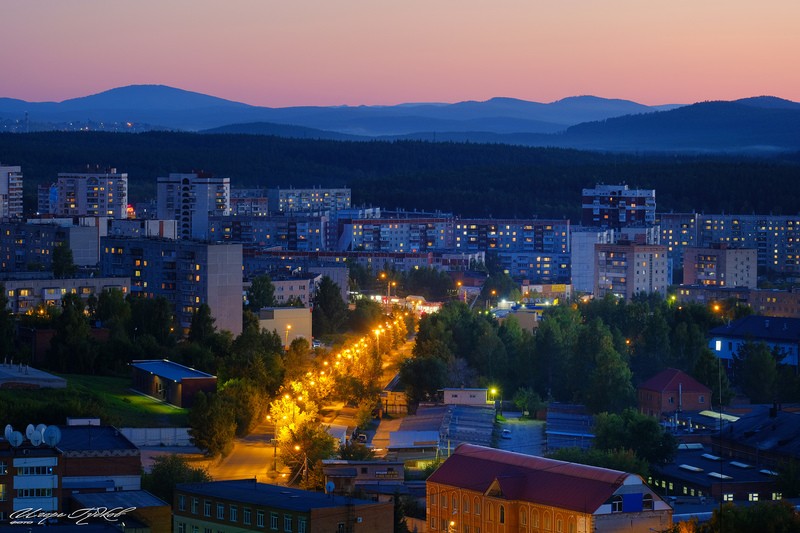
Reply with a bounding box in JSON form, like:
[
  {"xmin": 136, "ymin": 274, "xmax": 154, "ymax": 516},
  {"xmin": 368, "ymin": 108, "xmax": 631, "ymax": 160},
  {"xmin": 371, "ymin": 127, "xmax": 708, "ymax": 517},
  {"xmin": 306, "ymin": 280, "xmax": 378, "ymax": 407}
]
[{"xmin": 285, "ymin": 324, "xmax": 292, "ymax": 348}]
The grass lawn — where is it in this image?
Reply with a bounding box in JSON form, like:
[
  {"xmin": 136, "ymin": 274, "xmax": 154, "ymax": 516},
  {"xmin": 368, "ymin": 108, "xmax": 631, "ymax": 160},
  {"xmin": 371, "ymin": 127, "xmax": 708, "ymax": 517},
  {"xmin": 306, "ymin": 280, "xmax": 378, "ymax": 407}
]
[{"xmin": 60, "ymin": 374, "xmax": 189, "ymax": 428}]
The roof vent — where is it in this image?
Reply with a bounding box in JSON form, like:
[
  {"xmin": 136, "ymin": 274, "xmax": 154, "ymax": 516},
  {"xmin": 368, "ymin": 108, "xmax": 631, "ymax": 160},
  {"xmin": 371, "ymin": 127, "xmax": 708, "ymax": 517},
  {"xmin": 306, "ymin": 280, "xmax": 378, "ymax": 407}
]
[{"xmin": 765, "ymin": 320, "xmax": 770, "ymax": 329}]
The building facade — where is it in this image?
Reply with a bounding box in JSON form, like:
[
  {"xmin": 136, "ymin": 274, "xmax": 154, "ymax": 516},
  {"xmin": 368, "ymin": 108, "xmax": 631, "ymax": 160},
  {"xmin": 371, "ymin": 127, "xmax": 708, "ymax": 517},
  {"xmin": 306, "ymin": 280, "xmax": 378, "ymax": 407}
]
[
  {"xmin": 100, "ymin": 237, "xmax": 243, "ymax": 335},
  {"xmin": 131, "ymin": 360, "xmax": 217, "ymax": 408},
  {"xmin": 54, "ymin": 168, "xmax": 128, "ymax": 219},
  {"xmin": 173, "ymin": 480, "xmax": 392, "ymax": 533},
  {"xmin": 0, "ymin": 220, "xmax": 103, "ymax": 271},
  {"xmin": 682, "ymin": 244, "xmax": 757, "ymax": 288},
  {"xmin": 267, "ymin": 187, "xmax": 351, "ymax": 214},
  {"xmin": 637, "ymin": 368, "xmax": 711, "ymax": 418},
  {"xmin": 427, "ymin": 443, "xmax": 672, "ymax": 533},
  {"xmin": 594, "ymin": 242, "xmax": 669, "ymax": 299},
  {"xmin": 157, "ymin": 172, "xmax": 231, "ymax": 240},
  {"xmin": 2, "ymin": 276, "xmax": 129, "ymax": 314},
  {"xmin": 581, "ymin": 184, "xmax": 656, "ymax": 229},
  {"xmin": 0, "ymin": 165, "xmax": 23, "ymax": 219},
  {"xmin": 709, "ymin": 315, "xmax": 800, "ymax": 369}
]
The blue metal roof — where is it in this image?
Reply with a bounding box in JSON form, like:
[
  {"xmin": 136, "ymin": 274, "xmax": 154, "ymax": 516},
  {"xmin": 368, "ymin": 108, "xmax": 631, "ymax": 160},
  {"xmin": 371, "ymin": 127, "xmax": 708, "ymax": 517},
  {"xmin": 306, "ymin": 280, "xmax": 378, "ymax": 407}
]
[
  {"xmin": 131, "ymin": 359, "xmax": 215, "ymax": 382},
  {"xmin": 709, "ymin": 315, "xmax": 800, "ymax": 343}
]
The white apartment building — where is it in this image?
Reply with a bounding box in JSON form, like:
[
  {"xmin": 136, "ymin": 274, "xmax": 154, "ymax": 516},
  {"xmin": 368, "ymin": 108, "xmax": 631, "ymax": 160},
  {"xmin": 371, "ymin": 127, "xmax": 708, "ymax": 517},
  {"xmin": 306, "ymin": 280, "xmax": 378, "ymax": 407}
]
[
  {"xmin": 157, "ymin": 172, "xmax": 231, "ymax": 240},
  {"xmin": 55, "ymin": 168, "xmax": 128, "ymax": 219},
  {"xmin": 0, "ymin": 164, "xmax": 23, "ymax": 219}
]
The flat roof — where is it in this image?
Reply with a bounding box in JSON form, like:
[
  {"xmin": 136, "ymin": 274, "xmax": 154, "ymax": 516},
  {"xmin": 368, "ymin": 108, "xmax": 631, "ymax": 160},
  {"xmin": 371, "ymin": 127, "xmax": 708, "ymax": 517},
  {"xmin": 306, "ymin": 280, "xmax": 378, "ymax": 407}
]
[
  {"xmin": 131, "ymin": 359, "xmax": 215, "ymax": 381},
  {"xmin": 176, "ymin": 480, "xmax": 382, "ymax": 512},
  {"xmin": 58, "ymin": 425, "xmax": 138, "ymax": 453},
  {"xmin": 72, "ymin": 489, "xmax": 168, "ymax": 508}
]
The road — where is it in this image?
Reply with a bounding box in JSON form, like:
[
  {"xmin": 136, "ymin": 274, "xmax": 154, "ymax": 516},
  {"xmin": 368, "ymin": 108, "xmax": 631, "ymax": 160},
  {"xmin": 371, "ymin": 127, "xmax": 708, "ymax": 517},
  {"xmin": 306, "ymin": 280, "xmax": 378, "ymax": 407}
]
[{"xmin": 496, "ymin": 414, "xmax": 545, "ymax": 456}]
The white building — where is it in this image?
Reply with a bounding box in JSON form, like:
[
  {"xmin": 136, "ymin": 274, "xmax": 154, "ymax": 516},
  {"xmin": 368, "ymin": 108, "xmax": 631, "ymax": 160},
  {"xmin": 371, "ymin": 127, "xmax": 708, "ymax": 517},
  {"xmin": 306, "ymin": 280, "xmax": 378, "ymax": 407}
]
[
  {"xmin": 0, "ymin": 164, "xmax": 23, "ymax": 219},
  {"xmin": 55, "ymin": 168, "xmax": 128, "ymax": 219},
  {"xmin": 157, "ymin": 172, "xmax": 231, "ymax": 240}
]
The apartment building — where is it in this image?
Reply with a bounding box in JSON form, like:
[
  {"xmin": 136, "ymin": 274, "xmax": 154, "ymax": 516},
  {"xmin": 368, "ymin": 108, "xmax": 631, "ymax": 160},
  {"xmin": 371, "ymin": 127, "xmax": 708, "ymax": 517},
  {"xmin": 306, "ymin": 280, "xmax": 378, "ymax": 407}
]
[
  {"xmin": 208, "ymin": 214, "xmax": 327, "ymax": 251},
  {"xmin": 347, "ymin": 217, "xmax": 454, "ymax": 252},
  {"xmin": 157, "ymin": 172, "xmax": 231, "ymax": 240},
  {"xmin": 682, "ymin": 244, "xmax": 757, "ymax": 288},
  {"xmin": 581, "ymin": 183, "xmax": 656, "ymax": 229},
  {"xmin": 0, "ymin": 220, "xmax": 103, "ymax": 271},
  {"xmin": 100, "ymin": 237, "xmax": 243, "ymax": 335},
  {"xmin": 2, "ymin": 276, "xmax": 129, "ymax": 314},
  {"xmin": 594, "ymin": 242, "xmax": 669, "ymax": 299},
  {"xmin": 0, "ymin": 164, "xmax": 23, "ymax": 219},
  {"xmin": 267, "ymin": 186, "xmax": 351, "ymax": 214},
  {"xmin": 52, "ymin": 168, "xmax": 128, "ymax": 219}
]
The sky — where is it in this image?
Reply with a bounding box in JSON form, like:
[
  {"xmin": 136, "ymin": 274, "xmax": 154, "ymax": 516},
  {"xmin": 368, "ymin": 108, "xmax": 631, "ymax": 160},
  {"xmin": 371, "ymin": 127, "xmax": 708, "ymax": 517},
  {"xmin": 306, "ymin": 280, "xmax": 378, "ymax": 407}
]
[{"xmin": 2, "ymin": 1, "xmax": 798, "ymax": 107}]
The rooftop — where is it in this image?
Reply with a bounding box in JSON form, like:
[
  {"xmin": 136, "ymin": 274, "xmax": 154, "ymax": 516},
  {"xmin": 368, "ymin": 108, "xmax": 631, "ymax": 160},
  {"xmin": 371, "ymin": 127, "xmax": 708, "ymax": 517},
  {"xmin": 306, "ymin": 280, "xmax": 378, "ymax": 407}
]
[
  {"xmin": 709, "ymin": 315, "xmax": 800, "ymax": 343},
  {"xmin": 58, "ymin": 425, "xmax": 138, "ymax": 453},
  {"xmin": 131, "ymin": 359, "xmax": 215, "ymax": 381},
  {"xmin": 72, "ymin": 489, "xmax": 168, "ymax": 509},
  {"xmin": 639, "ymin": 368, "xmax": 711, "ymax": 395},
  {"xmin": 428, "ymin": 443, "xmax": 635, "ymax": 513},
  {"xmin": 176, "ymin": 480, "xmax": 382, "ymax": 512}
]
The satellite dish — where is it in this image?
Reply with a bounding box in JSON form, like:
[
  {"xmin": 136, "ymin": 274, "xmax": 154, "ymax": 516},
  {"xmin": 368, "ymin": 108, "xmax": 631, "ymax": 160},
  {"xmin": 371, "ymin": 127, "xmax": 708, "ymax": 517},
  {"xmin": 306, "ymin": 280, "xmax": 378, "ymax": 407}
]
[
  {"xmin": 43, "ymin": 426, "xmax": 62, "ymax": 447},
  {"xmin": 4, "ymin": 424, "xmax": 12, "ymax": 440},
  {"xmin": 36, "ymin": 423, "xmax": 47, "ymax": 436},
  {"xmin": 25, "ymin": 424, "xmax": 35, "ymax": 440},
  {"xmin": 30, "ymin": 430, "xmax": 42, "ymax": 447},
  {"xmin": 9, "ymin": 431, "xmax": 23, "ymax": 448}
]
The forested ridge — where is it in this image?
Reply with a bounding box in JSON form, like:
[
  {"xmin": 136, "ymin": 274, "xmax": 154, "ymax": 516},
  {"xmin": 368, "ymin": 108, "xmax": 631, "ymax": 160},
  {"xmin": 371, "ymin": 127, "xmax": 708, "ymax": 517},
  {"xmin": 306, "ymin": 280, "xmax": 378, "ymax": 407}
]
[{"xmin": 3, "ymin": 131, "xmax": 800, "ymax": 218}]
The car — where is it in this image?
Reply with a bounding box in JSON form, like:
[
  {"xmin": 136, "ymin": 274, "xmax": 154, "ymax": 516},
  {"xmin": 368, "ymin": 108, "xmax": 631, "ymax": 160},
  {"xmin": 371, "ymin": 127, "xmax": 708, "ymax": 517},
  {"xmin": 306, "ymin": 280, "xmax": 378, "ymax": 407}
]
[
  {"xmin": 311, "ymin": 340, "xmax": 322, "ymax": 348},
  {"xmin": 357, "ymin": 433, "xmax": 368, "ymax": 443},
  {"xmin": 501, "ymin": 429, "xmax": 512, "ymax": 439}
]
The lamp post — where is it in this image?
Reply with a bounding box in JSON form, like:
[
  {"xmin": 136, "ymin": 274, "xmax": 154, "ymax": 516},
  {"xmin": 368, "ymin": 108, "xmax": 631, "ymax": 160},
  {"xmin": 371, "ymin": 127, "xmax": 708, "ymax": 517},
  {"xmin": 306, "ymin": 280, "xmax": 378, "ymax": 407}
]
[
  {"xmin": 284, "ymin": 324, "xmax": 292, "ymax": 349},
  {"xmin": 373, "ymin": 328, "xmax": 381, "ymax": 354}
]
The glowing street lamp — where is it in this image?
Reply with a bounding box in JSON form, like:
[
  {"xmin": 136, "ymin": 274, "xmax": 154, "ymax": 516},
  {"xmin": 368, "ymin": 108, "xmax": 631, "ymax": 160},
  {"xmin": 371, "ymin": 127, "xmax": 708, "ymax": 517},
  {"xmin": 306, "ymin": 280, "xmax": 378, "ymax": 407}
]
[{"xmin": 284, "ymin": 324, "xmax": 292, "ymax": 348}]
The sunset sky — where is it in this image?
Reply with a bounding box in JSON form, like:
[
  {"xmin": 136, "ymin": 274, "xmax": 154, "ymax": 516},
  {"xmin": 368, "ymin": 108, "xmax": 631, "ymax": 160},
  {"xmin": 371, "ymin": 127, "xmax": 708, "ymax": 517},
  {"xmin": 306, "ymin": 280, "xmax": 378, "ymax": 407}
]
[{"xmin": 2, "ymin": 1, "xmax": 798, "ymax": 107}]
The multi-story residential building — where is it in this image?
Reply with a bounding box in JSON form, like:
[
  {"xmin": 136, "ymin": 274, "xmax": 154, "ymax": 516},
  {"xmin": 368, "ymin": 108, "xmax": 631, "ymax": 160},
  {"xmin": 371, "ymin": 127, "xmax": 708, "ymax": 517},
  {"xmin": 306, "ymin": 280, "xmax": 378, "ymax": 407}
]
[
  {"xmin": 100, "ymin": 237, "xmax": 243, "ymax": 335},
  {"xmin": 594, "ymin": 242, "xmax": 669, "ymax": 299},
  {"xmin": 328, "ymin": 207, "xmax": 381, "ymax": 250},
  {"xmin": 581, "ymin": 183, "xmax": 656, "ymax": 229},
  {"xmin": 682, "ymin": 244, "xmax": 757, "ymax": 288},
  {"xmin": 52, "ymin": 168, "xmax": 128, "ymax": 219},
  {"xmin": 0, "ymin": 438, "xmax": 64, "ymax": 519},
  {"xmin": 0, "ymin": 164, "xmax": 23, "ymax": 219},
  {"xmin": 230, "ymin": 188, "xmax": 270, "ymax": 216},
  {"xmin": 208, "ymin": 214, "xmax": 327, "ymax": 251},
  {"xmin": 267, "ymin": 186, "xmax": 351, "ymax": 214},
  {"xmin": 157, "ymin": 172, "xmax": 231, "ymax": 240},
  {"xmin": 347, "ymin": 217, "xmax": 454, "ymax": 252},
  {"xmin": 656, "ymin": 212, "xmax": 697, "ymax": 269},
  {"xmin": 108, "ymin": 218, "xmax": 178, "ymax": 239},
  {"xmin": 427, "ymin": 443, "xmax": 672, "ymax": 533},
  {"xmin": 270, "ymin": 273, "xmax": 321, "ymax": 307},
  {"xmin": 2, "ymin": 276, "xmax": 129, "ymax": 314},
  {"xmin": 0, "ymin": 221, "xmax": 103, "ymax": 271},
  {"xmin": 173, "ymin": 479, "xmax": 392, "ymax": 533},
  {"xmin": 570, "ymin": 227, "xmax": 616, "ymax": 293},
  {"xmin": 675, "ymin": 285, "xmax": 800, "ymax": 319},
  {"xmin": 37, "ymin": 183, "xmax": 58, "ymax": 216}
]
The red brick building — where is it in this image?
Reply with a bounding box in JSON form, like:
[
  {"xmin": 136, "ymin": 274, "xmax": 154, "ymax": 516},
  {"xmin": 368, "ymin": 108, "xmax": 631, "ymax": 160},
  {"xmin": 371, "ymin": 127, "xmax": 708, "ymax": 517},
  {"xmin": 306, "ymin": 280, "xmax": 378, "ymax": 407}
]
[
  {"xmin": 131, "ymin": 359, "xmax": 216, "ymax": 408},
  {"xmin": 427, "ymin": 444, "xmax": 672, "ymax": 533},
  {"xmin": 638, "ymin": 368, "xmax": 711, "ymax": 418}
]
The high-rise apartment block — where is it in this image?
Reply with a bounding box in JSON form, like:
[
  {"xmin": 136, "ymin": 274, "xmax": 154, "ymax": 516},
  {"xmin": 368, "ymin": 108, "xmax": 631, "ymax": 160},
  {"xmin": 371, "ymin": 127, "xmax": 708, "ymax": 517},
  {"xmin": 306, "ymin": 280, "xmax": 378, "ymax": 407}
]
[
  {"xmin": 582, "ymin": 184, "xmax": 656, "ymax": 228},
  {"xmin": 0, "ymin": 164, "xmax": 23, "ymax": 219},
  {"xmin": 54, "ymin": 168, "xmax": 128, "ymax": 219},
  {"xmin": 595, "ymin": 242, "xmax": 669, "ymax": 299},
  {"xmin": 268, "ymin": 187, "xmax": 351, "ymax": 214},
  {"xmin": 157, "ymin": 172, "xmax": 231, "ymax": 240},
  {"xmin": 683, "ymin": 244, "xmax": 757, "ymax": 288},
  {"xmin": 100, "ymin": 237, "xmax": 243, "ymax": 335}
]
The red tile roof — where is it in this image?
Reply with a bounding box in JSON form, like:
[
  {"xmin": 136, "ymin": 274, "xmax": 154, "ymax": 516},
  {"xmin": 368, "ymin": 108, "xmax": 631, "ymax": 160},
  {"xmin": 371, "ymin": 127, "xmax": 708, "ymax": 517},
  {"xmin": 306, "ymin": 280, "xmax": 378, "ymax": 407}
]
[
  {"xmin": 427, "ymin": 444, "xmax": 634, "ymax": 513},
  {"xmin": 638, "ymin": 368, "xmax": 710, "ymax": 395}
]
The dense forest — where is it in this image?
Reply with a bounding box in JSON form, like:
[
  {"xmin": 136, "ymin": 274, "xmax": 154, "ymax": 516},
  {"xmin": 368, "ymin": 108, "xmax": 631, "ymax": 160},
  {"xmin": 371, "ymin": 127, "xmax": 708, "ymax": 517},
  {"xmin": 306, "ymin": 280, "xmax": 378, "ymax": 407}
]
[{"xmin": 2, "ymin": 131, "xmax": 800, "ymax": 219}]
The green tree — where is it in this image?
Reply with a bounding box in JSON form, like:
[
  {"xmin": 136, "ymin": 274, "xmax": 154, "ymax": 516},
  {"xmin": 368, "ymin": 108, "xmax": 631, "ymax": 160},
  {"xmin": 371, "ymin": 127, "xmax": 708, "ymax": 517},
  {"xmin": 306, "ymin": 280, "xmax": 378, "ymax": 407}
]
[
  {"xmin": 246, "ymin": 274, "xmax": 276, "ymax": 311},
  {"xmin": 0, "ymin": 283, "xmax": 15, "ymax": 360},
  {"xmin": 130, "ymin": 296, "xmax": 174, "ymax": 346},
  {"xmin": 399, "ymin": 356, "xmax": 448, "ymax": 407},
  {"xmin": 187, "ymin": 391, "xmax": 236, "ymax": 458},
  {"xmin": 47, "ymin": 293, "xmax": 96, "ymax": 373},
  {"xmin": 696, "ymin": 501, "xmax": 800, "ymax": 533},
  {"xmin": 219, "ymin": 378, "xmax": 270, "ymax": 437},
  {"xmin": 52, "ymin": 243, "xmax": 77, "ymax": 278},
  {"xmin": 594, "ymin": 408, "xmax": 677, "ymax": 465},
  {"xmin": 512, "ymin": 387, "xmax": 544, "ymax": 418},
  {"xmin": 736, "ymin": 342, "xmax": 778, "ymax": 403},
  {"xmin": 547, "ymin": 447, "xmax": 650, "ymax": 478},
  {"xmin": 281, "ymin": 421, "xmax": 337, "ymax": 490},
  {"xmin": 283, "ymin": 337, "xmax": 313, "ymax": 381},
  {"xmin": 188, "ymin": 303, "xmax": 216, "ymax": 345},
  {"xmin": 312, "ymin": 276, "xmax": 348, "ymax": 336},
  {"xmin": 339, "ymin": 441, "xmax": 375, "ymax": 461},
  {"xmin": 141, "ymin": 454, "xmax": 211, "ymax": 504},
  {"xmin": 349, "ymin": 298, "xmax": 384, "ymax": 333},
  {"xmin": 693, "ymin": 348, "xmax": 733, "ymax": 407}
]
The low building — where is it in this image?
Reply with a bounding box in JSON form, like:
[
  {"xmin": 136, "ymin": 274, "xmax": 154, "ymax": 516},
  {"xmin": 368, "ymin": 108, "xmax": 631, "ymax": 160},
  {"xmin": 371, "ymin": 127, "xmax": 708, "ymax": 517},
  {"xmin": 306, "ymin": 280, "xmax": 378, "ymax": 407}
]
[
  {"xmin": 2, "ymin": 276, "xmax": 130, "ymax": 315},
  {"xmin": 270, "ymin": 273, "xmax": 321, "ymax": 307},
  {"xmin": 545, "ymin": 403, "xmax": 595, "ymax": 452},
  {"xmin": 322, "ymin": 460, "xmax": 406, "ymax": 501},
  {"xmin": 428, "ymin": 443, "xmax": 672, "ymax": 533},
  {"xmin": 70, "ymin": 490, "xmax": 170, "ymax": 531},
  {"xmin": 131, "ymin": 359, "xmax": 217, "ymax": 408},
  {"xmin": 0, "ymin": 362, "xmax": 67, "ymax": 389},
  {"xmin": 708, "ymin": 315, "xmax": 800, "ymax": 369},
  {"xmin": 58, "ymin": 424, "xmax": 141, "ymax": 494},
  {"xmin": 638, "ymin": 368, "xmax": 712, "ymax": 418},
  {"xmin": 173, "ymin": 479, "xmax": 392, "ymax": 533},
  {"xmin": 442, "ymin": 388, "xmax": 489, "ymax": 406}
]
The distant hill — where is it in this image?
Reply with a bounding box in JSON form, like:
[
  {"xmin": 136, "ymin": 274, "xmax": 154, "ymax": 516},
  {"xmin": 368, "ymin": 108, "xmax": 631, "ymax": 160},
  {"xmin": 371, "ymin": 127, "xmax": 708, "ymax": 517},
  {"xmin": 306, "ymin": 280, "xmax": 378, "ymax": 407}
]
[
  {"xmin": 202, "ymin": 121, "xmax": 366, "ymax": 141},
  {"xmin": 0, "ymin": 84, "xmax": 680, "ymax": 134}
]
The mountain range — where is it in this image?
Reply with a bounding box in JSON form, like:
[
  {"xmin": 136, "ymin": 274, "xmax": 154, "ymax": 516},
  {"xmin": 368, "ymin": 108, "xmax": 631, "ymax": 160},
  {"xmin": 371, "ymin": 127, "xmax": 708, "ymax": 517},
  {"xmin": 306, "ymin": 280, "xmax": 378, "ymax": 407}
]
[{"xmin": 1, "ymin": 85, "xmax": 799, "ymax": 153}]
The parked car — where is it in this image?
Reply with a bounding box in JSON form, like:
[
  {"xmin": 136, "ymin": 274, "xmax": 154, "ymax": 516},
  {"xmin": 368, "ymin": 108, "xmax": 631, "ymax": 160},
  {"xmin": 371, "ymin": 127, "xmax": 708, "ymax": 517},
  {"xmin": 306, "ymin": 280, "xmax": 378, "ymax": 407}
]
[{"xmin": 501, "ymin": 429, "xmax": 512, "ymax": 439}]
